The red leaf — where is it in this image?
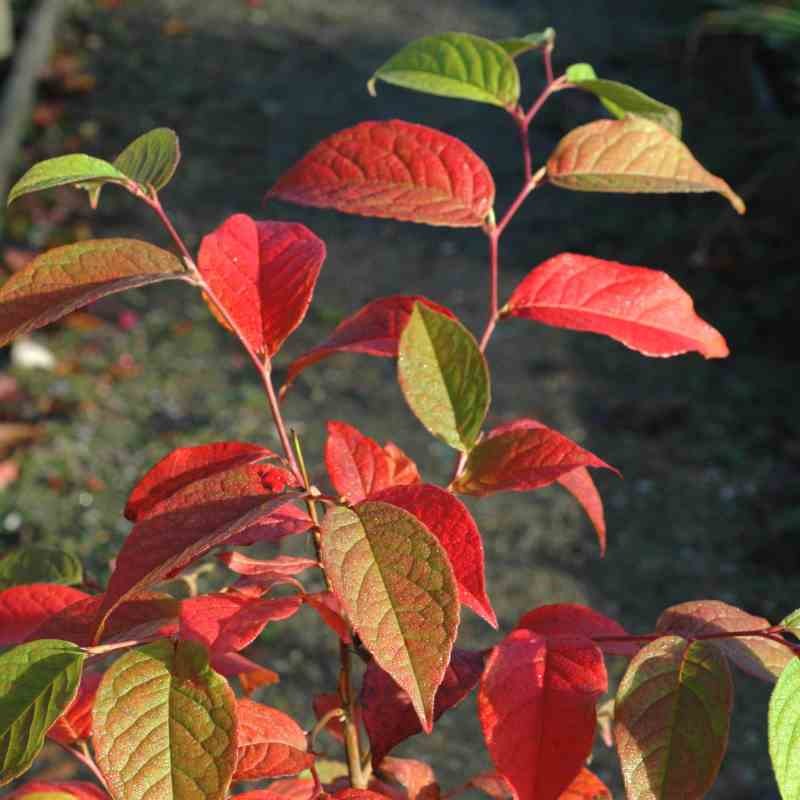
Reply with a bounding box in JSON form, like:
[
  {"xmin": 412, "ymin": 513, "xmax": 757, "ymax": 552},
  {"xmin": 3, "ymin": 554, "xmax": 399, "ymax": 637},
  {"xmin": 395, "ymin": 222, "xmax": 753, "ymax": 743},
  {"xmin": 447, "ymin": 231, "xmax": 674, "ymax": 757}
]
[
  {"xmin": 218, "ymin": 552, "xmax": 319, "ymax": 577},
  {"xmin": 234, "ymin": 698, "xmax": 314, "ymax": 781},
  {"xmin": 326, "ymin": 421, "xmax": 391, "ymax": 503},
  {"xmin": 504, "ymin": 253, "xmax": 729, "ymax": 358},
  {"xmin": 334, "ymin": 791, "xmax": 391, "ymax": 800},
  {"xmin": 212, "ymin": 651, "xmax": 279, "ymax": 691},
  {"xmin": 258, "ymin": 778, "xmax": 316, "ymax": 800},
  {"xmin": 48, "ymin": 670, "xmax": 103, "ymax": 745},
  {"xmin": 8, "ymin": 780, "xmax": 109, "ymax": 799},
  {"xmin": 378, "ymin": 758, "xmax": 440, "ymax": 800},
  {"xmin": 281, "ymin": 295, "xmax": 454, "ymax": 396},
  {"xmin": 268, "ymin": 120, "xmax": 495, "ymax": 227},
  {"xmin": 383, "ymin": 442, "xmax": 421, "ymax": 486},
  {"xmin": 465, "ymin": 772, "xmax": 515, "ymax": 800},
  {"xmin": 361, "ymin": 648, "xmax": 485, "ymax": 765},
  {"xmin": 312, "ymin": 692, "xmax": 346, "ymax": 742},
  {"xmin": 452, "ymin": 419, "xmax": 616, "ymax": 497},
  {"xmin": 303, "ymin": 591, "xmax": 351, "ymax": 643},
  {"xmin": 370, "ymin": 484, "xmax": 496, "ymax": 627},
  {"xmin": 478, "ymin": 629, "xmax": 607, "ymax": 800},
  {"xmin": 228, "ymin": 501, "xmax": 313, "ymax": 546},
  {"xmin": 125, "ymin": 441, "xmax": 277, "ymax": 521},
  {"xmin": 197, "ymin": 214, "xmax": 326, "ymax": 357},
  {"xmin": 0, "ymin": 583, "xmax": 88, "ymax": 646},
  {"xmin": 516, "ymin": 603, "xmax": 638, "ymax": 658},
  {"xmin": 557, "ymin": 768, "xmax": 611, "ymax": 799}
]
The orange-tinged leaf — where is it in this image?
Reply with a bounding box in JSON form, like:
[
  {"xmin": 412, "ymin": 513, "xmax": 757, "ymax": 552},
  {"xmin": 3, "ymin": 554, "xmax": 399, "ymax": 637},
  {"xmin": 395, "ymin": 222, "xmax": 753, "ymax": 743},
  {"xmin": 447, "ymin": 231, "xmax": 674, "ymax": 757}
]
[
  {"xmin": 614, "ymin": 635, "xmax": 732, "ymax": 800},
  {"xmin": 383, "ymin": 442, "xmax": 421, "ymax": 486},
  {"xmin": 503, "ymin": 253, "xmax": 729, "ymax": 359},
  {"xmin": 320, "ymin": 501, "xmax": 460, "ymax": 730},
  {"xmin": 217, "ymin": 552, "xmax": 318, "ymax": 577},
  {"xmin": 268, "ymin": 120, "xmax": 495, "ymax": 227},
  {"xmin": 557, "ymin": 768, "xmax": 610, "ymax": 799},
  {"xmin": 0, "ymin": 584, "xmax": 88, "ymax": 646},
  {"xmin": 546, "ymin": 116, "xmax": 745, "ymax": 214},
  {"xmin": 302, "ymin": 591, "xmax": 351, "ymax": 643},
  {"xmin": 8, "ymin": 780, "xmax": 108, "ymax": 799},
  {"xmin": 465, "ymin": 771, "xmax": 515, "ymax": 800},
  {"xmin": 47, "ymin": 671, "xmax": 103, "ymax": 746},
  {"xmin": 0, "ymin": 239, "xmax": 186, "ymax": 347},
  {"xmin": 325, "ymin": 421, "xmax": 392, "ymax": 503},
  {"xmin": 378, "ymin": 757, "xmax": 440, "ymax": 800}
]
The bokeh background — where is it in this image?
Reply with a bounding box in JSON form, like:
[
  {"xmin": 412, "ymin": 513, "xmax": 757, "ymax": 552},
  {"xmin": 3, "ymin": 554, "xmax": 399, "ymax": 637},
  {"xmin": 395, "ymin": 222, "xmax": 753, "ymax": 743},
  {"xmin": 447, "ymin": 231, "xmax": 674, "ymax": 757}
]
[{"xmin": 1, "ymin": 1, "xmax": 798, "ymax": 797}]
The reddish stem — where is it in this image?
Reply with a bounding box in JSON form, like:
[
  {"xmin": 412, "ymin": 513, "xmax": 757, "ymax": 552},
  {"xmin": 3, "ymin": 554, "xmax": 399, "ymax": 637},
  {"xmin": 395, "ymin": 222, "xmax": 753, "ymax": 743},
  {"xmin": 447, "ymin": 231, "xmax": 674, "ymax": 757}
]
[
  {"xmin": 543, "ymin": 43, "xmax": 555, "ymax": 86},
  {"xmin": 56, "ymin": 740, "xmax": 111, "ymax": 794},
  {"xmin": 592, "ymin": 626, "xmax": 797, "ymax": 653}
]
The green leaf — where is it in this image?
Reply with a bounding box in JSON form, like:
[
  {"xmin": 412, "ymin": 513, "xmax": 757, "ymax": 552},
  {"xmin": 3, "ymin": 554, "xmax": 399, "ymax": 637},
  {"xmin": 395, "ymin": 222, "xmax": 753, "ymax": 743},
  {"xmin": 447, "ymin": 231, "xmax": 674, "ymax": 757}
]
[
  {"xmin": 397, "ymin": 303, "xmax": 490, "ymax": 452},
  {"xmin": 780, "ymin": 609, "xmax": 800, "ymax": 638},
  {"xmin": 0, "ymin": 239, "xmax": 187, "ymax": 348},
  {"xmin": 7, "ymin": 155, "xmax": 130, "ymax": 207},
  {"xmin": 496, "ymin": 28, "xmax": 555, "ymax": 59},
  {"xmin": 93, "ymin": 639, "xmax": 237, "ymax": 800},
  {"xmin": 769, "ymin": 656, "xmax": 800, "ymax": 799},
  {"xmin": 320, "ymin": 501, "xmax": 460, "ymax": 731},
  {"xmin": 614, "ymin": 636, "xmax": 732, "ymax": 800},
  {"xmin": 0, "ymin": 640, "xmax": 86, "ymax": 785},
  {"xmin": 0, "ymin": 547, "xmax": 83, "ymax": 590},
  {"xmin": 113, "ymin": 128, "xmax": 181, "ymax": 192},
  {"xmin": 565, "ymin": 62, "xmax": 597, "ymax": 82},
  {"xmin": 368, "ymin": 32, "xmax": 520, "ymax": 108}
]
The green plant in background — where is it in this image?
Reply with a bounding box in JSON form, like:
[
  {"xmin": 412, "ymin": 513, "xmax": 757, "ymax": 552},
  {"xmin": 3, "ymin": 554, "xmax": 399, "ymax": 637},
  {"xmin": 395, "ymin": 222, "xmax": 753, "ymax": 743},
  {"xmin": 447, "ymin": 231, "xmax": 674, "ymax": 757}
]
[{"xmin": 0, "ymin": 24, "xmax": 798, "ymax": 800}]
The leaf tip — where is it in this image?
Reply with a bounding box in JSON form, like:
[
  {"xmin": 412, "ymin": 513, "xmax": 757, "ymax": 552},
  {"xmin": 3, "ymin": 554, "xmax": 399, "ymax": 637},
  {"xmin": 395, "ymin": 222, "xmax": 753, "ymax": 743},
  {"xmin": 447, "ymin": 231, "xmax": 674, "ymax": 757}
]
[{"xmin": 367, "ymin": 77, "xmax": 378, "ymax": 97}]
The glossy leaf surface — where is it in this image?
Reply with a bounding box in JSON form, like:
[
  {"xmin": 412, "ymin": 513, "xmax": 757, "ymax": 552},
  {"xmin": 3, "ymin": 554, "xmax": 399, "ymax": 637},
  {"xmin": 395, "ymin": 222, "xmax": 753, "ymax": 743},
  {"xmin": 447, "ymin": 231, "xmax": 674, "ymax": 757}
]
[
  {"xmin": 321, "ymin": 501, "xmax": 460, "ymax": 730},
  {"xmin": 0, "ymin": 640, "xmax": 86, "ymax": 785},
  {"xmin": 614, "ymin": 635, "xmax": 732, "ymax": 800},
  {"xmin": 368, "ymin": 32, "xmax": 520, "ymax": 108},
  {"xmin": 370, "ymin": 483, "xmax": 496, "ymax": 627},
  {"xmin": 656, "ymin": 599, "xmax": 791, "ymax": 682},
  {"xmin": 497, "ymin": 28, "xmax": 555, "ymax": 58},
  {"xmin": 398, "ymin": 303, "xmax": 489, "ymax": 451},
  {"xmin": 769, "ymin": 657, "xmax": 800, "ymax": 800},
  {"xmin": 93, "ymin": 640, "xmax": 237, "ymax": 800},
  {"xmin": 113, "ymin": 128, "xmax": 180, "ymax": 191},
  {"xmin": 282, "ymin": 295, "xmax": 455, "ymax": 394},
  {"xmin": 503, "ymin": 253, "xmax": 729, "ymax": 358},
  {"xmin": 546, "ymin": 116, "xmax": 745, "ymax": 213},
  {"xmin": 268, "ymin": 120, "xmax": 495, "ymax": 227},
  {"xmin": 0, "ymin": 239, "xmax": 186, "ymax": 347},
  {"xmin": 0, "ymin": 546, "xmax": 82, "ymax": 589},
  {"xmin": 0, "ymin": 584, "xmax": 88, "ymax": 646},
  {"xmin": 478, "ymin": 629, "xmax": 607, "ymax": 800}
]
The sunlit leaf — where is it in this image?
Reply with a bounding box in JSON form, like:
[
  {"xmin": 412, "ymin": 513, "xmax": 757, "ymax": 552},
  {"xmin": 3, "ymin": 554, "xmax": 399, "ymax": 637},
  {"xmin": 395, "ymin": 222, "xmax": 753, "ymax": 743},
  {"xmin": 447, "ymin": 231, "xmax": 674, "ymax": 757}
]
[
  {"xmin": 0, "ymin": 547, "xmax": 82, "ymax": 589},
  {"xmin": 0, "ymin": 239, "xmax": 187, "ymax": 348},
  {"xmin": 565, "ymin": 63, "xmax": 597, "ymax": 82},
  {"xmin": 321, "ymin": 501, "xmax": 460, "ymax": 730},
  {"xmin": 614, "ymin": 635, "xmax": 732, "ymax": 800},
  {"xmin": 497, "ymin": 28, "xmax": 555, "ymax": 59},
  {"xmin": 217, "ymin": 552, "xmax": 317, "ymax": 577},
  {"xmin": 546, "ymin": 116, "xmax": 745, "ymax": 213},
  {"xmin": 368, "ymin": 32, "xmax": 520, "ymax": 108},
  {"xmin": 780, "ymin": 608, "xmax": 800, "ymax": 638},
  {"xmin": 769, "ymin": 656, "xmax": 800, "ymax": 800},
  {"xmin": 0, "ymin": 584, "xmax": 88, "ymax": 646},
  {"xmin": 558, "ymin": 768, "xmax": 611, "ymax": 799},
  {"xmin": 325, "ymin": 421, "xmax": 394, "ymax": 503},
  {"xmin": 378, "ymin": 757, "xmax": 440, "ymax": 800},
  {"xmin": 7, "ymin": 781, "xmax": 108, "ymax": 800},
  {"xmin": 113, "ymin": 128, "xmax": 180, "ymax": 192},
  {"xmin": 93, "ymin": 640, "xmax": 236, "ymax": 800},
  {"xmin": 398, "ymin": 303, "xmax": 489, "ymax": 451},
  {"xmin": 0, "ymin": 640, "xmax": 86, "ymax": 785},
  {"xmin": 268, "ymin": 120, "xmax": 495, "ymax": 227}
]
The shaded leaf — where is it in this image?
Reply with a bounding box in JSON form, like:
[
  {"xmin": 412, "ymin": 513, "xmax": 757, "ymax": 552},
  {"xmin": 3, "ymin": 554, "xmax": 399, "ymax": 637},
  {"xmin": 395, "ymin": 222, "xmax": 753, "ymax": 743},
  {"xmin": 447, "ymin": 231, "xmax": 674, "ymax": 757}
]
[
  {"xmin": 370, "ymin": 483, "xmax": 496, "ymax": 627},
  {"xmin": 197, "ymin": 214, "xmax": 326, "ymax": 357},
  {"xmin": 368, "ymin": 32, "xmax": 520, "ymax": 108},
  {"xmin": 93, "ymin": 640, "xmax": 237, "ymax": 800},
  {"xmin": 321, "ymin": 501, "xmax": 460, "ymax": 730},
  {"xmin": 614, "ymin": 635, "xmax": 732, "ymax": 800},
  {"xmin": 0, "ymin": 547, "xmax": 82, "ymax": 589},
  {"xmin": 361, "ymin": 649, "xmax": 485, "ymax": 765},
  {"xmin": 378, "ymin": 757, "xmax": 440, "ymax": 800},
  {"xmin": 268, "ymin": 120, "xmax": 495, "ymax": 227},
  {"xmin": 312, "ymin": 693, "xmax": 346, "ymax": 742},
  {"xmin": 0, "ymin": 640, "xmax": 86, "ymax": 785},
  {"xmin": 656, "ymin": 599, "xmax": 792, "ymax": 682},
  {"xmin": 0, "ymin": 584, "xmax": 89, "ymax": 646},
  {"xmin": 497, "ymin": 28, "xmax": 556, "ymax": 59},
  {"xmin": 503, "ymin": 253, "xmax": 729, "ymax": 358},
  {"xmin": 234, "ymin": 699, "xmax": 314, "ymax": 781},
  {"xmin": 558, "ymin": 768, "xmax": 611, "ymax": 799},
  {"xmin": 302, "ymin": 591, "xmax": 351, "ymax": 643},
  {"xmin": 769, "ymin": 656, "xmax": 800, "ymax": 800},
  {"xmin": 478, "ymin": 630, "xmax": 607, "ymax": 800},
  {"xmin": 398, "ymin": 303, "xmax": 489, "ymax": 451},
  {"xmin": 282, "ymin": 295, "xmax": 455, "ymax": 395},
  {"xmin": 464, "ymin": 771, "xmax": 515, "ymax": 800},
  {"xmin": 8, "ymin": 781, "xmax": 108, "ymax": 800},
  {"xmin": 47, "ymin": 671, "xmax": 103, "ymax": 746},
  {"xmin": 113, "ymin": 128, "xmax": 181, "ymax": 192},
  {"xmin": 0, "ymin": 239, "xmax": 186, "ymax": 348},
  {"xmin": 546, "ymin": 116, "xmax": 745, "ymax": 213}
]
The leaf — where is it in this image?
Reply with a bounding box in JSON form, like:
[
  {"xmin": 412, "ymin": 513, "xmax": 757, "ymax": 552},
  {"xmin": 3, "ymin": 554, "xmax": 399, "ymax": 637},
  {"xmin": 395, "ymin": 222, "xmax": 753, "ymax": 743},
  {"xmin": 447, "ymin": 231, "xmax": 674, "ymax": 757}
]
[
  {"xmin": 478, "ymin": 629, "xmax": 607, "ymax": 800},
  {"xmin": 0, "ymin": 239, "xmax": 187, "ymax": 348},
  {"xmin": 0, "ymin": 640, "xmax": 87, "ymax": 785},
  {"xmin": 556, "ymin": 468, "xmax": 607, "ymax": 555},
  {"xmin": 217, "ymin": 552, "xmax": 318, "ymax": 577},
  {"xmin": 503, "ymin": 253, "xmax": 729, "ymax": 358},
  {"xmin": 234, "ymin": 699, "xmax": 314, "ymax": 781},
  {"xmin": 558, "ymin": 768, "xmax": 611, "ymax": 799},
  {"xmin": 614, "ymin": 635, "xmax": 732, "ymax": 800},
  {"xmin": 368, "ymin": 32, "xmax": 520, "ymax": 108},
  {"xmin": 197, "ymin": 214, "xmax": 326, "ymax": 357},
  {"xmin": 656, "ymin": 599, "xmax": 792, "ymax": 682},
  {"xmin": 769, "ymin": 656, "xmax": 800, "ymax": 800},
  {"xmin": 497, "ymin": 28, "xmax": 556, "ymax": 59},
  {"xmin": 320, "ymin": 501, "xmax": 460, "ymax": 730},
  {"xmin": 125, "ymin": 441, "xmax": 278, "ymax": 521},
  {"xmin": 325, "ymin": 421, "xmax": 393, "ymax": 503},
  {"xmin": 96, "ymin": 465, "xmax": 298, "ymax": 639},
  {"xmin": 281, "ymin": 295, "xmax": 455, "ymax": 395},
  {"xmin": 268, "ymin": 120, "xmax": 495, "ymax": 227},
  {"xmin": 370, "ymin": 483, "xmax": 496, "ymax": 627},
  {"xmin": 8, "ymin": 781, "xmax": 108, "ymax": 800},
  {"xmin": 0, "ymin": 584, "xmax": 89, "ymax": 646},
  {"xmin": 546, "ymin": 116, "xmax": 745, "ymax": 214},
  {"xmin": 0, "ymin": 546, "xmax": 82, "ymax": 589},
  {"xmin": 398, "ymin": 303, "xmax": 489, "ymax": 451},
  {"xmin": 780, "ymin": 608, "xmax": 800, "ymax": 638},
  {"xmin": 113, "ymin": 128, "xmax": 181, "ymax": 192},
  {"xmin": 516, "ymin": 602, "xmax": 638, "ymax": 657},
  {"xmin": 47, "ymin": 671, "xmax": 103, "ymax": 746},
  {"xmin": 302, "ymin": 592, "xmax": 351, "ymax": 643},
  {"xmin": 452, "ymin": 419, "xmax": 614, "ymax": 496},
  {"xmin": 360, "ymin": 649, "xmax": 485, "ymax": 765},
  {"xmin": 93, "ymin": 640, "xmax": 237, "ymax": 800},
  {"xmin": 378, "ymin": 757, "xmax": 440, "ymax": 800},
  {"xmin": 7, "ymin": 154, "xmax": 130, "ymax": 206},
  {"xmin": 565, "ymin": 63, "xmax": 597, "ymax": 82},
  {"xmin": 383, "ymin": 441, "xmax": 421, "ymax": 486},
  {"xmin": 464, "ymin": 771, "xmax": 515, "ymax": 800}
]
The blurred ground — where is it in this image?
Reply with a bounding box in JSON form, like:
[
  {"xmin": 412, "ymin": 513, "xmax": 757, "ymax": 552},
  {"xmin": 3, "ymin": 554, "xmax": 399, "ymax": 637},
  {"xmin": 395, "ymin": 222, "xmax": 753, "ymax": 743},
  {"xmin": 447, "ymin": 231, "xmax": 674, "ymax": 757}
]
[{"xmin": 1, "ymin": 1, "xmax": 798, "ymax": 797}]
